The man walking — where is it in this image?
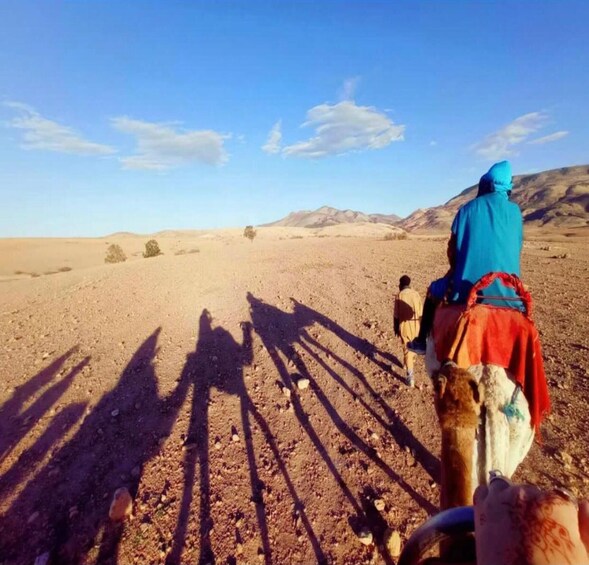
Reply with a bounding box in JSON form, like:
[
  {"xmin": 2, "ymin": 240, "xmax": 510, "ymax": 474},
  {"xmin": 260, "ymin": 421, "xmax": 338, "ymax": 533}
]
[{"xmin": 394, "ymin": 275, "xmax": 423, "ymax": 387}]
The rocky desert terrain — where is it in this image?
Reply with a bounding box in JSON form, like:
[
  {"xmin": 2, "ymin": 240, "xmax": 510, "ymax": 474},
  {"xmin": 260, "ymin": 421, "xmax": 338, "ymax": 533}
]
[{"xmin": 1, "ymin": 227, "xmax": 588, "ymax": 565}]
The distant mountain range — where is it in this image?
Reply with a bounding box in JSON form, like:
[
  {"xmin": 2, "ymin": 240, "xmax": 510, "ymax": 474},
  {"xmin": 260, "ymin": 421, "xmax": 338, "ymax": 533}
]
[
  {"xmin": 266, "ymin": 165, "xmax": 589, "ymax": 232},
  {"xmin": 262, "ymin": 206, "xmax": 401, "ymax": 228}
]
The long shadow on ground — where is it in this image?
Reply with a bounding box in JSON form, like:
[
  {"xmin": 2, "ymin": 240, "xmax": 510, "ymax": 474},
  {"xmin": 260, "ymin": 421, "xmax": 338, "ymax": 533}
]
[
  {"xmin": 247, "ymin": 294, "xmax": 437, "ymax": 529},
  {"xmin": 0, "ymin": 329, "xmax": 190, "ymax": 565},
  {"xmin": 167, "ymin": 309, "xmax": 326, "ymax": 565}
]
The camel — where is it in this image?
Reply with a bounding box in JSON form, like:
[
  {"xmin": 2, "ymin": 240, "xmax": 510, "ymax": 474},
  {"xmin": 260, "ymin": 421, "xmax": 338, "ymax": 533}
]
[
  {"xmin": 432, "ymin": 362, "xmax": 483, "ymax": 510},
  {"xmin": 428, "ymin": 342, "xmax": 535, "ymax": 509}
]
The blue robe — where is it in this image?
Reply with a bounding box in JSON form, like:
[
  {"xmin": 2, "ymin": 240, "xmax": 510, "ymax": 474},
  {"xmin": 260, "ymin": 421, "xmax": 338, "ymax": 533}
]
[{"xmin": 431, "ymin": 161, "xmax": 523, "ymax": 308}]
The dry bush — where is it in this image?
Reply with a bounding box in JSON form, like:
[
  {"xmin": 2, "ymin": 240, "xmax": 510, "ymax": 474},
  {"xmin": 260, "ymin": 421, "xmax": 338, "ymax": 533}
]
[
  {"xmin": 105, "ymin": 244, "xmax": 127, "ymax": 264},
  {"xmin": 143, "ymin": 239, "xmax": 162, "ymax": 258},
  {"xmin": 58, "ymin": 266, "xmax": 72, "ymax": 272},
  {"xmin": 243, "ymin": 226, "xmax": 257, "ymax": 242},
  {"xmin": 174, "ymin": 248, "xmax": 198, "ymax": 256},
  {"xmin": 383, "ymin": 231, "xmax": 408, "ymax": 241}
]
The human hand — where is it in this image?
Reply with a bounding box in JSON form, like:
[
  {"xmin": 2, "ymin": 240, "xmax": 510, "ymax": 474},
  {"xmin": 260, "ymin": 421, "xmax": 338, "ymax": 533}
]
[{"xmin": 474, "ymin": 473, "xmax": 589, "ymax": 565}]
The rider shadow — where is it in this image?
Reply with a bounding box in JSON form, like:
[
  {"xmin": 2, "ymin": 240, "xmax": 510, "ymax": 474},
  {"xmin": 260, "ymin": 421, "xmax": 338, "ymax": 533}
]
[
  {"xmin": 0, "ymin": 347, "xmax": 84, "ymax": 466},
  {"xmin": 291, "ymin": 299, "xmax": 439, "ymax": 483},
  {"xmin": 0, "ymin": 328, "xmax": 190, "ymax": 565},
  {"xmin": 167, "ymin": 309, "xmax": 326, "ymax": 565},
  {"xmin": 247, "ymin": 293, "xmax": 436, "ymax": 519},
  {"xmin": 291, "ymin": 298, "xmax": 405, "ymax": 377}
]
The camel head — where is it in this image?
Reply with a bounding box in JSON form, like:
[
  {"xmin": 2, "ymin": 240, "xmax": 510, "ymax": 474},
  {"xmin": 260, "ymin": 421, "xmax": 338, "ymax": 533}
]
[{"xmin": 433, "ymin": 363, "xmax": 483, "ymax": 430}]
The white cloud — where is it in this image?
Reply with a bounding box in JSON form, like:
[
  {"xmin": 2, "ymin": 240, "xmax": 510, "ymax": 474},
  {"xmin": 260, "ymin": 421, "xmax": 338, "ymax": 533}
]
[
  {"xmin": 112, "ymin": 117, "xmax": 229, "ymax": 170},
  {"xmin": 4, "ymin": 101, "xmax": 115, "ymax": 156},
  {"xmin": 473, "ymin": 112, "xmax": 548, "ymax": 160},
  {"xmin": 281, "ymin": 101, "xmax": 405, "ymax": 159},
  {"xmin": 338, "ymin": 77, "xmax": 360, "ymax": 101},
  {"xmin": 262, "ymin": 120, "xmax": 282, "ymax": 154},
  {"xmin": 528, "ymin": 130, "xmax": 569, "ymax": 145}
]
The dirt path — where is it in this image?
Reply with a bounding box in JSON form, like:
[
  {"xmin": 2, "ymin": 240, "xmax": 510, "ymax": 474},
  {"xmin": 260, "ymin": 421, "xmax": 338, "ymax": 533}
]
[{"xmin": 1, "ymin": 236, "xmax": 588, "ymax": 564}]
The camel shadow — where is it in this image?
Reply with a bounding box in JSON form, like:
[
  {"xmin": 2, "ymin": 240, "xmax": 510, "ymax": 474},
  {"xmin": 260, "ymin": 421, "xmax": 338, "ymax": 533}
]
[
  {"xmin": 290, "ymin": 300, "xmax": 440, "ymax": 483},
  {"xmin": 0, "ymin": 328, "xmax": 190, "ymax": 565},
  {"xmin": 247, "ymin": 293, "xmax": 437, "ymax": 522},
  {"xmin": 167, "ymin": 309, "xmax": 326, "ymax": 565},
  {"xmin": 0, "ymin": 347, "xmax": 85, "ymax": 467}
]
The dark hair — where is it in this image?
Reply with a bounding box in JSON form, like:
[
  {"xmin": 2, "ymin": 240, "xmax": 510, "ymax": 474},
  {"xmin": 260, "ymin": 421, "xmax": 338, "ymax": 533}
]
[{"xmin": 399, "ymin": 275, "xmax": 411, "ymax": 287}]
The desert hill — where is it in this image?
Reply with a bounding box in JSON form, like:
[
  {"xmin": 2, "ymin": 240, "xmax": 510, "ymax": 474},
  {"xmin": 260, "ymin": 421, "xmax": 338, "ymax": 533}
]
[
  {"xmin": 264, "ymin": 205, "xmax": 401, "ymax": 228},
  {"xmin": 399, "ymin": 164, "xmax": 589, "ymax": 233},
  {"xmin": 267, "ymin": 165, "xmax": 589, "ymax": 234}
]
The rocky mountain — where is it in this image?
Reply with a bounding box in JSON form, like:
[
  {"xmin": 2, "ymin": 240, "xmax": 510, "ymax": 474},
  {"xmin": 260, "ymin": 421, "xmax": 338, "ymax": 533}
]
[
  {"xmin": 398, "ymin": 164, "xmax": 589, "ymax": 232},
  {"xmin": 264, "ymin": 165, "xmax": 588, "ymax": 233},
  {"xmin": 263, "ymin": 206, "xmax": 401, "ymax": 228}
]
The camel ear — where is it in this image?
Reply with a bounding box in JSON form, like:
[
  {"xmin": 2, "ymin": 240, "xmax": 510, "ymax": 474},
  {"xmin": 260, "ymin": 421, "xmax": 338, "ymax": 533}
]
[
  {"xmin": 434, "ymin": 374, "xmax": 448, "ymax": 398},
  {"xmin": 468, "ymin": 379, "xmax": 483, "ymax": 405}
]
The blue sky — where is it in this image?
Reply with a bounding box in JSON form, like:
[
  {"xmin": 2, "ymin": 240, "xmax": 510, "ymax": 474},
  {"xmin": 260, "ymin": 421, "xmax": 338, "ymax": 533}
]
[{"xmin": 1, "ymin": 1, "xmax": 588, "ymax": 236}]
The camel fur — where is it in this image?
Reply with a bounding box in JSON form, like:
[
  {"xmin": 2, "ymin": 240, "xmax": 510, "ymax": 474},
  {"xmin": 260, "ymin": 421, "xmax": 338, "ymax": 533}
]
[
  {"xmin": 427, "ymin": 337, "xmax": 534, "ymax": 506},
  {"xmin": 433, "ymin": 363, "xmax": 482, "ymax": 509}
]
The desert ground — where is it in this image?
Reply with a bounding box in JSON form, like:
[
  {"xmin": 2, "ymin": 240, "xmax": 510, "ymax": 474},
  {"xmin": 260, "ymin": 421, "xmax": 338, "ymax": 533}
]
[{"xmin": 1, "ymin": 226, "xmax": 588, "ymax": 565}]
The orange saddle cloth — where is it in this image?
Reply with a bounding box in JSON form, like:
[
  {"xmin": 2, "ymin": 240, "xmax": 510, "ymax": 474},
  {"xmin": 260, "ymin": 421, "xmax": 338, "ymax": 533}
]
[{"xmin": 433, "ymin": 302, "xmax": 550, "ymax": 430}]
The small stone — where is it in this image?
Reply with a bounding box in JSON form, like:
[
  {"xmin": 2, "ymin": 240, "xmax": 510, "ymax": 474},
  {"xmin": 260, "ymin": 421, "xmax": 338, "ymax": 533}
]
[
  {"xmin": 282, "ymin": 386, "xmax": 292, "ymax": 399},
  {"xmin": 559, "ymin": 451, "xmax": 573, "ymax": 468},
  {"xmin": 384, "ymin": 528, "xmax": 402, "ymax": 558},
  {"xmin": 27, "ymin": 511, "xmax": 40, "ymax": 524},
  {"xmin": 358, "ymin": 527, "xmax": 373, "ymax": 546},
  {"xmin": 109, "ymin": 487, "xmax": 133, "ymax": 521},
  {"xmin": 111, "ymin": 409, "xmax": 120, "ymax": 417},
  {"xmin": 373, "ymin": 498, "xmax": 385, "ymax": 511},
  {"xmin": 370, "ymin": 432, "xmax": 379, "ymax": 441},
  {"xmin": 232, "ymin": 433, "xmax": 239, "ymax": 442},
  {"xmin": 296, "ymin": 378, "xmax": 310, "ymax": 391},
  {"xmin": 236, "ymin": 543, "xmax": 243, "ymax": 555},
  {"xmin": 215, "ymin": 440, "xmax": 222, "ymax": 450}
]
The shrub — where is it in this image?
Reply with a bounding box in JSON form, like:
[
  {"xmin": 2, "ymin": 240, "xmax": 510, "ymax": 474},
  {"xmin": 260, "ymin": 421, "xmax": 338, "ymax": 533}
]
[
  {"xmin": 105, "ymin": 244, "xmax": 127, "ymax": 264},
  {"xmin": 383, "ymin": 231, "xmax": 408, "ymax": 241},
  {"xmin": 143, "ymin": 239, "xmax": 162, "ymax": 258},
  {"xmin": 243, "ymin": 225, "xmax": 257, "ymax": 242},
  {"xmin": 58, "ymin": 266, "xmax": 72, "ymax": 272}
]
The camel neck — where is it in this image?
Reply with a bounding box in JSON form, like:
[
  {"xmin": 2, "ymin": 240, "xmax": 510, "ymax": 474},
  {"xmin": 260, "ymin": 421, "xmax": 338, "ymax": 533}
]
[{"xmin": 440, "ymin": 426, "xmax": 476, "ymax": 510}]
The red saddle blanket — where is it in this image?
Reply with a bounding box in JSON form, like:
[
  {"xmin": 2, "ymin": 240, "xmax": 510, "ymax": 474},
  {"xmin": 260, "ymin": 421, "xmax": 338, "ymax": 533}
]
[{"xmin": 433, "ymin": 303, "xmax": 550, "ymax": 430}]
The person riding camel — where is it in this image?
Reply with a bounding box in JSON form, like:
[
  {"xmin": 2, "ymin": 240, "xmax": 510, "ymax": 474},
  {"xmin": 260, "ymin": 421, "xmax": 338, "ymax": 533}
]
[{"xmin": 408, "ymin": 160, "xmax": 523, "ymax": 355}]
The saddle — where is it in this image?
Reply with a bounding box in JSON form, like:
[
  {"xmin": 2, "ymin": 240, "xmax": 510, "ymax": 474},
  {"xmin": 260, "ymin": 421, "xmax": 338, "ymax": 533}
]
[{"xmin": 432, "ymin": 272, "xmax": 550, "ymax": 431}]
